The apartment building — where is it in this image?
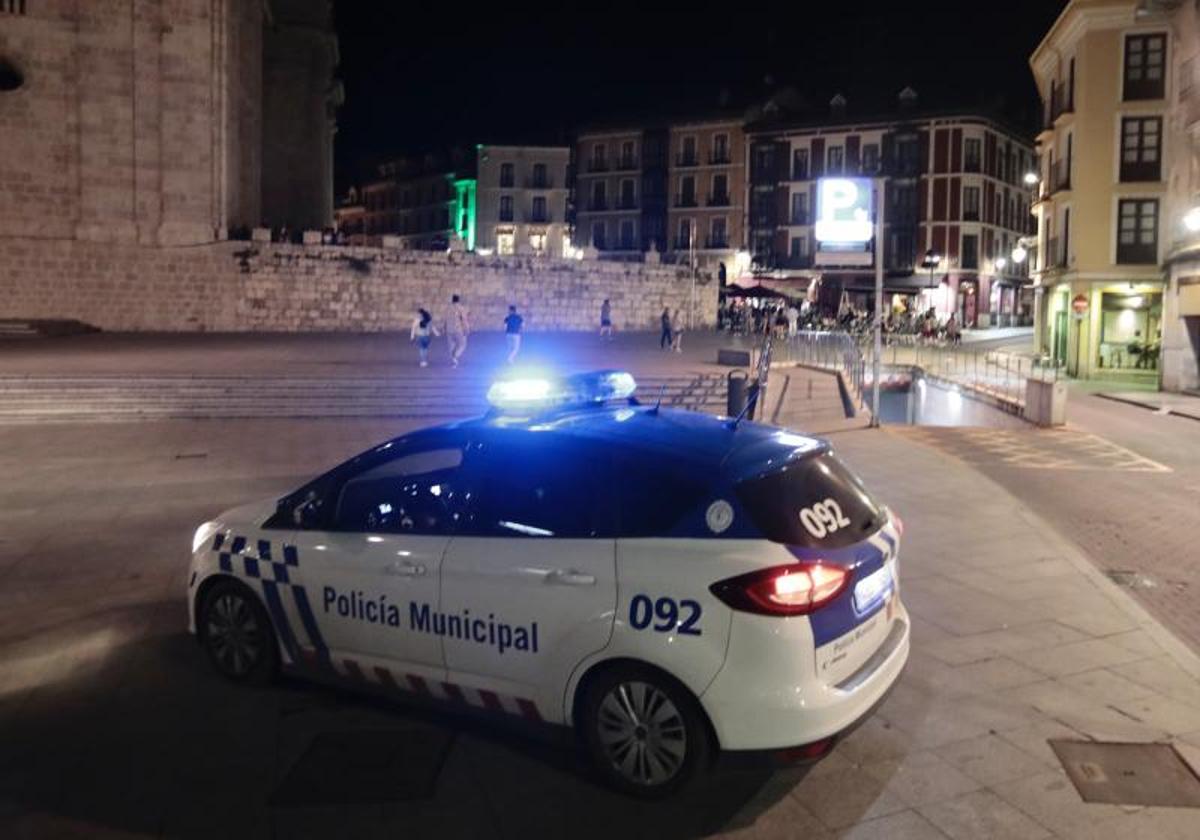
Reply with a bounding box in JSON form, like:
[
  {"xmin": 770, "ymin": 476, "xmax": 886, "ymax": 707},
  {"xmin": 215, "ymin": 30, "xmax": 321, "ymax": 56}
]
[
  {"xmin": 1030, "ymin": 0, "xmax": 1177, "ymax": 383},
  {"xmin": 475, "ymin": 145, "xmax": 571, "ymax": 257},
  {"xmin": 352, "ymin": 150, "xmax": 477, "ymax": 250},
  {"xmin": 573, "ymin": 115, "xmax": 746, "ymax": 274},
  {"xmin": 747, "ymin": 94, "xmax": 1037, "ymax": 327},
  {"xmin": 667, "ymin": 119, "xmax": 747, "ymax": 271}
]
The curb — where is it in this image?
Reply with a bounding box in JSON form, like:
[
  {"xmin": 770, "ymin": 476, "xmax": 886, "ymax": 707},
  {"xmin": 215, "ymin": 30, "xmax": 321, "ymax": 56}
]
[{"xmin": 1096, "ymin": 392, "xmax": 1200, "ymax": 423}]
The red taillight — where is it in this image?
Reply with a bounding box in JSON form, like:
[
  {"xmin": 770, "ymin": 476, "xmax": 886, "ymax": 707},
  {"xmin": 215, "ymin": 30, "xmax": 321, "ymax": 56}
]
[
  {"xmin": 710, "ymin": 562, "xmax": 851, "ymax": 616},
  {"xmin": 892, "ymin": 510, "xmax": 904, "ymax": 537}
]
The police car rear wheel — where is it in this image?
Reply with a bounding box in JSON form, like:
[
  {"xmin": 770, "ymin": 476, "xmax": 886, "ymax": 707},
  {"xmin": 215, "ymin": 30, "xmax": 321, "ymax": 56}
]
[
  {"xmin": 200, "ymin": 582, "xmax": 277, "ymax": 684},
  {"xmin": 582, "ymin": 666, "xmax": 710, "ymax": 796}
]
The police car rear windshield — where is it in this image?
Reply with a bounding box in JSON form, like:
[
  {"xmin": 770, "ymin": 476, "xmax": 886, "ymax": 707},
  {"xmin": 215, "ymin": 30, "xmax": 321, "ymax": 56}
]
[{"xmin": 735, "ymin": 452, "xmax": 885, "ymax": 548}]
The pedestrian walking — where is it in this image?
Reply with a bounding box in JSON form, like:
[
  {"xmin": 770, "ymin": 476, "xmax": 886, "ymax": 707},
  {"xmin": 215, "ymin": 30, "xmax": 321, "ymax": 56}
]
[
  {"xmin": 446, "ymin": 293, "xmax": 470, "ymax": 367},
  {"xmin": 660, "ymin": 307, "xmax": 673, "ymax": 350},
  {"xmin": 410, "ymin": 307, "xmax": 440, "ymax": 367},
  {"xmin": 786, "ymin": 302, "xmax": 800, "ymax": 338},
  {"xmin": 946, "ymin": 314, "xmax": 962, "ymax": 346},
  {"xmin": 600, "ymin": 299, "xmax": 613, "ymax": 340},
  {"xmin": 671, "ymin": 308, "xmax": 684, "ymax": 353},
  {"xmin": 503, "ymin": 304, "xmax": 524, "ymax": 364}
]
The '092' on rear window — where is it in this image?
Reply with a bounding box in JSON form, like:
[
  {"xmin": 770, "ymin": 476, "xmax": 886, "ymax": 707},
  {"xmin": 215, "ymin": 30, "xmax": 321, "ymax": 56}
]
[{"xmin": 734, "ymin": 452, "xmax": 884, "ymax": 548}]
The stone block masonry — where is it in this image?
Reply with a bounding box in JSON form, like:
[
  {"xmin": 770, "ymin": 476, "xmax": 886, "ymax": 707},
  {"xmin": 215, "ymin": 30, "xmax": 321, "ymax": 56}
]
[{"xmin": 0, "ymin": 240, "xmax": 716, "ymax": 332}]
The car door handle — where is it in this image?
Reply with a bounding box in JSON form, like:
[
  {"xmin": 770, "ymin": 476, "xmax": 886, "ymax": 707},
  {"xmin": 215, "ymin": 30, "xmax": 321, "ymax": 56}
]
[
  {"xmin": 545, "ymin": 569, "xmax": 596, "ymax": 586},
  {"xmin": 386, "ymin": 561, "xmax": 426, "ymax": 577}
]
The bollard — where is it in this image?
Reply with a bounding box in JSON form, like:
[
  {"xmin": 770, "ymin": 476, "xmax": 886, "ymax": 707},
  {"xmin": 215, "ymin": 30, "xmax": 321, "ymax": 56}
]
[{"xmin": 727, "ymin": 370, "xmax": 748, "ymax": 417}]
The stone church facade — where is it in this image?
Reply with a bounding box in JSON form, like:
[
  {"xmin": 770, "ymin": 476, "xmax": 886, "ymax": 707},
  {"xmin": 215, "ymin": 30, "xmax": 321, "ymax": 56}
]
[{"xmin": 0, "ymin": 0, "xmax": 338, "ymax": 246}]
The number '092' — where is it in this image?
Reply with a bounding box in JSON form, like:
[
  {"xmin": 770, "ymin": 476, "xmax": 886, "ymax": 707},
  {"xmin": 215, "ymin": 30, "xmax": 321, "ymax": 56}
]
[
  {"xmin": 799, "ymin": 497, "xmax": 851, "ymax": 539},
  {"xmin": 629, "ymin": 595, "xmax": 702, "ymax": 636}
]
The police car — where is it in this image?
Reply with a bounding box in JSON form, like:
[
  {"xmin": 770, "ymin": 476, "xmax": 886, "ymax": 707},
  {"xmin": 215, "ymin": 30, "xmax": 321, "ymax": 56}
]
[{"xmin": 187, "ymin": 370, "xmax": 908, "ymax": 796}]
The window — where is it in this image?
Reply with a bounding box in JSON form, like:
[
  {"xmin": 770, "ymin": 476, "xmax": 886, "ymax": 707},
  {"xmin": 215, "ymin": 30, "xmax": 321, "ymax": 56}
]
[
  {"xmin": 963, "ymin": 186, "xmax": 980, "ymax": 221},
  {"xmin": 531, "ymin": 196, "xmax": 547, "ymax": 222},
  {"xmin": 591, "ymin": 222, "xmax": 607, "ymax": 249},
  {"xmin": 1, "ymin": 1, "xmax": 27, "ymax": 15},
  {"xmin": 791, "ymin": 192, "xmax": 808, "ymax": 225},
  {"xmin": 1117, "ymin": 199, "xmax": 1158, "ymax": 263},
  {"xmin": 529, "ymin": 232, "xmax": 547, "ymax": 254},
  {"xmin": 1124, "ymin": 33, "xmax": 1166, "ymax": 100},
  {"xmin": 790, "ymin": 235, "xmax": 809, "ymax": 258},
  {"xmin": 962, "ymin": 234, "xmax": 979, "ymax": 269},
  {"xmin": 620, "ymin": 140, "xmax": 636, "ymax": 168},
  {"xmin": 711, "ymin": 173, "xmax": 728, "ymax": 204},
  {"xmin": 861, "ymin": 144, "xmax": 880, "ymax": 173},
  {"xmin": 679, "ymin": 175, "xmax": 696, "ymax": 206},
  {"xmin": 754, "ymin": 145, "xmax": 776, "ymax": 180},
  {"xmin": 497, "ymin": 229, "xmax": 515, "ymax": 256},
  {"xmin": 620, "ymin": 219, "xmax": 635, "ymax": 250},
  {"xmin": 827, "ymin": 146, "xmax": 844, "ymax": 173},
  {"xmin": 499, "ymin": 163, "xmax": 514, "ymax": 188},
  {"xmin": 499, "ymin": 195, "xmax": 513, "ymax": 222},
  {"xmin": 591, "ymin": 144, "xmax": 607, "ymax": 170},
  {"xmin": 613, "ymin": 454, "xmax": 709, "ymax": 537},
  {"xmin": 712, "ymin": 133, "xmax": 730, "ymax": 163},
  {"xmin": 710, "ymin": 217, "xmax": 727, "ymax": 248},
  {"xmin": 678, "ymin": 218, "xmax": 692, "ymax": 249},
  {"xmin": 792, "ymin": 148, "xmax": 809, "ymax": 179},
  {"xmin": 531, "ymin": 163, "xmax": 547, "ymax": 188},
  {"xmin": 466, "ymin": 438, "xmax": 616, "ymax": 538},
  {"xmin": 964, "ymin": 138, "xmax": 981, "ymax": 172},
  {"xmin": 334, "ymin": 448, "xmax": 467, "ymax": 535},
  {"xmin": 591, "ymin": 182, "xmax": 606, "ymax": 210},
  {"xmin": 1120, "ymin": 116, "xmax": 1162, "ymax": 181},
  {"xmin": 620, "ymin": 178, "xmax": 636, "ymax": 208},
  {"xmin": 680, "ymin": 136, "xmax": 697, "ymax": 165},
  {"xmin": 897, "ymin": 137, "xmax": 920, "ymax": 173}
]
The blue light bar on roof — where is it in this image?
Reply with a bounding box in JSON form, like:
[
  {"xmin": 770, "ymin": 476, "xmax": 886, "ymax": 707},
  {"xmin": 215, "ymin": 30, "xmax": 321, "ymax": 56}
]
[{"xmin": 486, "ymin": 370, "xmax": 638, "ymax": 412}]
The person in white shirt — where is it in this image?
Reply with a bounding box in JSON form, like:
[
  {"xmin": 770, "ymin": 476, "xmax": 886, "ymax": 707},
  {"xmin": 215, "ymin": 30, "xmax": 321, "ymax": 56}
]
[
  {"xmin": 410, "ymin": 307, "xmax": 440, "ymax": 367},
  {"xmin": 446, "ymin": 293, "xmax": 470, "ymax": 367}
]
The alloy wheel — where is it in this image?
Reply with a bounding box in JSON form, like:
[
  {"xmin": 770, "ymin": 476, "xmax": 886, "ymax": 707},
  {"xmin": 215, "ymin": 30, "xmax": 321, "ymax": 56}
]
[{"xmin": 595, "ymin": 680, "xmax": 688, "ymax": 786}]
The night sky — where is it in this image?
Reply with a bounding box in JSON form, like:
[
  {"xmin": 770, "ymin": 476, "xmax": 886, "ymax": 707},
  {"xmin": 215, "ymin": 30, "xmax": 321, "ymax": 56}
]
[{"xmin": 332, "ymin": 1, "xmax": 1069, "ymax": 192}]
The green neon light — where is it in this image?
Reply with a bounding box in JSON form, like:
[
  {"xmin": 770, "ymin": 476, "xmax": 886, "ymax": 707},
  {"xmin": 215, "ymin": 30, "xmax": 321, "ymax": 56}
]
[{"xmin": 453, "ymin": 178, "xmax": 477, "ymax": 251}]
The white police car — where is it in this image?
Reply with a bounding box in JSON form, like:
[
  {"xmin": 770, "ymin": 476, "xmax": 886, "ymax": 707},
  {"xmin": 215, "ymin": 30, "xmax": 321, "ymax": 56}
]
[{"xmin": 187, "ymin": 371, "xmax": 908, "ymax": 796}]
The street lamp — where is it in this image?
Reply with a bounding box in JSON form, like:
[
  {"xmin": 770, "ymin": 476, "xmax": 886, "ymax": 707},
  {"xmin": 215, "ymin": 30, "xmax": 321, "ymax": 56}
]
[
  {"xmin": 1184, "ymin": 206, "xmax": 1200, "ymax": 233},
  {"xmin": 995, "ymin": 256, "xmax": 1008, "ymax": 272},
  {"xmin": 1023, "ymin": 171, "xmax": 1040, "ymax": 187},
  {"xmin": 1011, "ymin": 244, "xmax": 1028, "ymax": 264},
  {"xmin": 920, "ymin": 248, "xmax": 942, "ymax": 288}
]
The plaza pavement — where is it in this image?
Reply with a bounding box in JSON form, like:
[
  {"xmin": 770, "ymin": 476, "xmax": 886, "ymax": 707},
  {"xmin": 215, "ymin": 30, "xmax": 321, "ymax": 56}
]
[{"xmin": 0, "ymin": 334, "xmax": 1198, "ymax": 837}]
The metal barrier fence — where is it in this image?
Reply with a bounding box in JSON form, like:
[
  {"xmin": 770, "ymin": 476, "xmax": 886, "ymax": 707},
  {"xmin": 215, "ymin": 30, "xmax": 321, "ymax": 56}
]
[{"xmin": 773, "ymin": 329, "xmax": 1060, "ymax": 411}]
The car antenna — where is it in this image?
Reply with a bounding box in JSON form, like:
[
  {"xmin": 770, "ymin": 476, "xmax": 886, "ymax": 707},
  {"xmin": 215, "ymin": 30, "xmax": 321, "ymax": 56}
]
[
  {"xmin": 648, "ymin": 383, "xmax": 667, "ymax": 415},
  {"xmin": 725, "ymin": 389, "xmax": 759, "ymax": 430}
]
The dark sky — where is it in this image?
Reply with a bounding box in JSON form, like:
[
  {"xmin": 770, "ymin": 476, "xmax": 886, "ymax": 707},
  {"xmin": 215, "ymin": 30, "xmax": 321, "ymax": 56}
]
[{"xmin": 332, "ymin": 1, "xmax": 1069, "ymax": 191}]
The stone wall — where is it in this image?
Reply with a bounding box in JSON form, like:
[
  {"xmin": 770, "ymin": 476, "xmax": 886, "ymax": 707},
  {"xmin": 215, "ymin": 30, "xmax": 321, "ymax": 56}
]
[{"xmin": 0, "ymin": 239, "xmax": 717, "ymax": 332}]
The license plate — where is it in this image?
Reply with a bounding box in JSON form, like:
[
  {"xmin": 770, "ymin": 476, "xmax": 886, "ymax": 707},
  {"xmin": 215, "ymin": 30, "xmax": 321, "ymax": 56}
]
[{"xmin": 854, "ymin": 563, "xmax": 893, "ymax": 613}]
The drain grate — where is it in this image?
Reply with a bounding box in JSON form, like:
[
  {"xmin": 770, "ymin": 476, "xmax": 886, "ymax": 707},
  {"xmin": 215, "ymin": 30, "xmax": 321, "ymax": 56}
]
[
  {"xmin": 271, "ymin": 728, "xmax": 455, "ymax": 806},
  {"xmin": 1050, "ymin": 739, "xmax": 1200, "ymax": 807}
]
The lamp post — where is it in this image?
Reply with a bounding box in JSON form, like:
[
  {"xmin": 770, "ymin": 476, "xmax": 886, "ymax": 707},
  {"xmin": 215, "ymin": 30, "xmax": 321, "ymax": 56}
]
[
  {"xmin": 920, "ymin": 248, "xmax": 942, "ymax": 299},
  {"xmin": 871, "ymin": 177, "xmax": 886, "ymax": 428}
]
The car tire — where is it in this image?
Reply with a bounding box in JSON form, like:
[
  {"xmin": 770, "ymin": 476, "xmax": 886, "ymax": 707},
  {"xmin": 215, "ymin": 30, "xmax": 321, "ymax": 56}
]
[
  {"xmin": 198, "ymin": 580, "xmax": 278, "ymax": 685},
  {"xmin": 580, "ymin": 663, "xmax": 712, "ymax": 797}
]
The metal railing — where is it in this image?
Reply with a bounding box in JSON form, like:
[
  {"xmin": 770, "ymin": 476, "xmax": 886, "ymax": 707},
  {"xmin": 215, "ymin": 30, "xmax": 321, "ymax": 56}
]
[{"xmin": 772, "ymin": 329, "xmax": 1060, "ymax": 415}]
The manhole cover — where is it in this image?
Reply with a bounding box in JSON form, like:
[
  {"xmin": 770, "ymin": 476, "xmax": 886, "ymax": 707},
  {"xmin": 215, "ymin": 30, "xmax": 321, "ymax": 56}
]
[
  {"xmin": 1050, "ymin": 740, "xmax": 1200, "ymax": 807},
  {"xmin": 271, "ymin": 728, "xmax": 455, "ymax": 806}
]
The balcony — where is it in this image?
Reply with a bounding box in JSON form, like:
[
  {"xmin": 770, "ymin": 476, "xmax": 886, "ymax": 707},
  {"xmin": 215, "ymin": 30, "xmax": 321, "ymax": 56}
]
[
  {"xmin": 498, "ymin": 210, "xmax": 514, "ymax": 223},
  {"xmin": 963, "ymin": 209, "xmax": 980, "ymax": 222},
  {"xmin": 1047, "ymin": 88, "xmax": 1074, "ymax": 125},
  {"xmin": 524, "ymin": 176, "xmax": 554, "ymax": 189},
  {"xmin": 707, "ymin": 192, "xmax": 731, "ymax": 207},
  {"xmin": 964, "ymin": 157, "xmax": 981, "ymax": 173},
  {"xmin": 705, "ymin": 236, "xmax": 730, "ymax": 249},
  {"xmin": 675, "ymin": 153, "xmax": 699, "ymax": 167},
  {"xmin": 674, "ymin": 194, "xmax": 699, "ymax": 208},
  {"xmin": 586, "ymin": 159, "xmax": 609, "ymax": 173},
  {"xmin": 790, "ymin": 211, "xmax": 809, "ymax": 225},
  {"xmin": 616, "ymin": 197, "xmax": 638, "ymax": 210},
  {"xmin": 614, "ymin": 156, "xmax": 638, "ymax": 171},
  {"xmin": 527, "ymin": 211, "xmax": 551, "ymax": 224},
  {"xmin": 1048, "ymin": 160, "xmax": 1071, "ymax": 194},
  {"xmin": 780, "ymin": 254, "xmax": 814, "ymax": 269},
  {"xmin": 673, "ymin": 236, "xmax": 693, "ymax": 250},
  {"xmin": 586, "ymin": 198, "xmax": 608, "ymax": 212},
  {"xmin": 791, "ymin": 165, "xmax": 809, "ymax": 181},
  {"xmin": 709, "ymin": 151, "xmax": 732, "ymax": 165}
]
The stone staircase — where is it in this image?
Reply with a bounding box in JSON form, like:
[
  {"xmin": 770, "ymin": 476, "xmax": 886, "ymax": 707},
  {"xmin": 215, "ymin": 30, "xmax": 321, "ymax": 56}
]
[
  {"xmin": 0, "ymin": 319, "xmax": 99, "ymax": 339},
  {"xmin": 0, "ymin": 373, "xmax": 728, "ymax": 424}
]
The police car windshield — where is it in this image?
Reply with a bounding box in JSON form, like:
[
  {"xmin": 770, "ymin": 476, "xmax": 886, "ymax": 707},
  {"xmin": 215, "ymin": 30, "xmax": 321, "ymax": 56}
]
[{"xmin": 734, "ymin": 452, "xmax": 884, "ymax": 548}]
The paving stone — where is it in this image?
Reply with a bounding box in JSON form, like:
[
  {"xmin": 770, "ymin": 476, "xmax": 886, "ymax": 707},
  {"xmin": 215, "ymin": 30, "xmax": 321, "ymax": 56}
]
[
  {"xmin": 917, "ymin": 789, "xmax": 1052, "ymax": 840},
  {"xmin": 1021, "ymin": 638, "xmax": 1147, "ymax": 678},
  {"xmin": 787, "ymin": 765, "xmax": 909, "ymax": 829},
  {"xmin": 991, "ymin": 771, "xmax": 1129, "ymax": 835},
  {"xmin": 934, "ymin": 733, "xmax": 1056, "ymax": 787},
  {"xmin": 836, "ymin": 809, "xmax": 951, "ymax": 840},
  {"xmin": 862, "ymin": 750, "xmax": 982, "ymax": 807}
]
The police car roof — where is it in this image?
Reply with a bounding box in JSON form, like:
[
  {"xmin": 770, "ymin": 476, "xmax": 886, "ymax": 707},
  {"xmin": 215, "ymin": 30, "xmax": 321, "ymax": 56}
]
[{"xmin": 444, "ymin": 405, "xmax": 828, "ymax": 481}]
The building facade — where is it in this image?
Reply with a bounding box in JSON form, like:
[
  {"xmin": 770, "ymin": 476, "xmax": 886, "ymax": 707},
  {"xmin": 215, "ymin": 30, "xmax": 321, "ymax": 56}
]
[
  {"xmin": 475, "ymin": 145, "xmax": 570, "ymax": 257},
  {"xmin": 666, "ymin": 119, "xmax": 747, "ymax": 272},
  {"xmin": 350, "ymin": 150, "xmax": 477, "ymax": 250},
  {"xmin": 1030, "ymin": 0, "xmax": 1185, "ymax": 384},
  {"xmin": 573, "ymin": 117, "xmax": 746, "ymax": 275},
  {"xmin": 747, "ymin": 98, "xmax": 1037, "ymax": 327},
  {"xmin": 0, "ymin": 0, "xmax": 338, "ymax": 246}
]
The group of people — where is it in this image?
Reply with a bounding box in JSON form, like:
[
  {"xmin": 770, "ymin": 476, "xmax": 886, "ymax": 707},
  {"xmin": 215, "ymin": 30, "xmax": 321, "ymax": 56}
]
[
  {"xmin": 409, "ymin": 294, "xmax": 525, "ymax": 368},
  {"xmin": 659, "ymin": 307, "xmax": 685, "ymax": 353},
  {"xmin": 718, "ymin": 299, "xmax": 803, "ymax": 338}
]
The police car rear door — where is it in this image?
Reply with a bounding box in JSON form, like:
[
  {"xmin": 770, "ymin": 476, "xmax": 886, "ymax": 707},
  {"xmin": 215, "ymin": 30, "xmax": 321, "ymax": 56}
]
[
  {"xmin": 286, "ymin": 437, "xmax": 471, "ymax": 686},
  {"xmin": 439, "ymin": 432, "xmax": 618, "ymax": 722}
]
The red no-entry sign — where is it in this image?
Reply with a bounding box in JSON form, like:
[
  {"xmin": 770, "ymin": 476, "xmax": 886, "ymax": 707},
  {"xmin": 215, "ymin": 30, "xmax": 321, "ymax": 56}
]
[{"xmin": 1071, "ymin": 294, "xmax": 1089, "ymax": 315}]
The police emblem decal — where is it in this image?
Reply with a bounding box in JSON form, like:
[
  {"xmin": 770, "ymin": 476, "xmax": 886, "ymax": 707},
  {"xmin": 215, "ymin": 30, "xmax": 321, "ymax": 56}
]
[{"xmin": 705, "ymin": 500, "xmax": 734, "ymax": 534}]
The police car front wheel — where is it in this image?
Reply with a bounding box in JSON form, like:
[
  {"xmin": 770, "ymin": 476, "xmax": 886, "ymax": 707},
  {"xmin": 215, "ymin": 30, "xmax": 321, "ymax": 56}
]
[
  {"xmin": 581, "ymin": 665, "xmax": 711, "ymax": 796},
  {"xmin": 199, "ymin": 581, "xmax": 278, "ymax": 684}
]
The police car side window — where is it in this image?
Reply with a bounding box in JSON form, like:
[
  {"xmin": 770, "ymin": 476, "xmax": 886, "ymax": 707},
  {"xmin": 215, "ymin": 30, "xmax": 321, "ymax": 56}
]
[
  {"xmin": 333, "ymin": 447, "xmax": 466, "ymax": 535},
  {"xmin": 614, "ymin": 454, "xmax": 709, "ymax": 538},
  {"xmin": 466, "ymin": 439, "xmax": 616, "ymax": 539}
]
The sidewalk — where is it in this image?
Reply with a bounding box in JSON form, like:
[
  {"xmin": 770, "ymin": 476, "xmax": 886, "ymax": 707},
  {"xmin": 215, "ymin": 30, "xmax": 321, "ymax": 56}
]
[
  {"xmin": 961, "ymin": 325, "xmax": 1034, "ymax": 346},
  {"xmin": 1098, "ymin": 390, "xmax": 1200, "ymax": 422}
]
